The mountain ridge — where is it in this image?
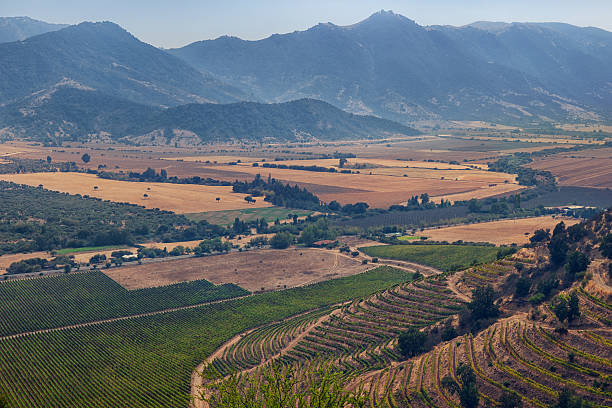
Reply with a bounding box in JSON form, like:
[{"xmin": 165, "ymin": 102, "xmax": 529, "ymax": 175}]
[
  {"xmin": 0, "ymin": 21, "xmax": 246, "ymax": 107},
  {"xmin": 0, "ymin": 16, "xmax": 68, "ymax": 43},
  {"xmin": 0, "ymin": 86, "xmax": 418, "ymax": 145},
  {"xmin": 169, "ymin": 10, "xmax": 612, "ymax": 124}
]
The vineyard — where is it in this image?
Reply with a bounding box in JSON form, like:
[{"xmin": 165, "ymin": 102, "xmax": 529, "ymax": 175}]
[
  {"xmin": 0, "ymin": 266, "xmax": 412, "ymax": 407},
  {"xmin": 361, "ymin": 244, "xmax": 503, "ymax": 272},
  {"xmin": 0, "ymin": 271, "xmax": 248, "ymax": 336},
  {"xmin": 196, "ymin": 236, "xmax": 612, "ymax": 408}
]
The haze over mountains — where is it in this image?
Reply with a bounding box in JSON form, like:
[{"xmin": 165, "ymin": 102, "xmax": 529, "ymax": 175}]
[
  {"xmin": 0, "ymin": 16, "xmax": 67, "ymax": 43},
  {"xmin": 0, "ymin": 10, "xmax": 610, "ymax": 145},
  {"xmin": 0, "ymin": 87, "xmax": 415, "ymax": 144},
  {"xmin": 171, "ymin": 10, "xmax": 612, "ymax": 124}
]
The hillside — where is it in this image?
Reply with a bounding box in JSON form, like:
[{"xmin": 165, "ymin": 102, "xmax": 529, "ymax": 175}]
[
  {"xmin": 0, "ymin": 16, "xmax": 67, "ymax": 43},
  {"xmin": 195, "ymin": 210, "xmax": 612, "ymax": 407},
  {"xmin": 0, "ymin": 21, "xmax": 244, "ymax": 107},
  {"xmin": 0, "ymin": 87, "xmax": 418, "ymax": 144},
  {"xmin": 170, "ymin": 10, "xmax": 612, "ymax": 124}
]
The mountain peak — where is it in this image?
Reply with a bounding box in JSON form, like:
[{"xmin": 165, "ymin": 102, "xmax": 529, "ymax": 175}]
[{"xmin": 348, "ymin": 10, "xmax": 418, "ymax": 30}]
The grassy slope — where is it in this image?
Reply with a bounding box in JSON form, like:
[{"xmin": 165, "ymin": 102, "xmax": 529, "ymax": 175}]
[
  {"xmin": 0, "ymin": 266, "xmax": 411, "ymax": 407},
  {"xmin": 361, "ymin": 244, "xmax": 501, "ymax": 272}
]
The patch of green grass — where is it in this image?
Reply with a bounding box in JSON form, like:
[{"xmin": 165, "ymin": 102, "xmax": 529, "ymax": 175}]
[
  {"xmin": 54, "ymin": 245, "xmax": 129, "ymax": 255},
  {"xmin": 397, "ymin": 235, "xmax": 421, "ymax": 241},
  {"xmin": 0, "ymin": 266, "xmax": 411, "ymax": 407},
  {"xmin": 361, "ymin": 244, "xmax": 502, "ymax": 272},
  {"xmin": 186, "ymin": 207, "xmax": 313, "ymax": 226}
]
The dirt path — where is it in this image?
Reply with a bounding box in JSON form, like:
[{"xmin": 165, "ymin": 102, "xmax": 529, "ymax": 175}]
[
  {"xmin": 446, "ymin": 271, "xmax": 472, "ymax": 302},
  {"xmin": 189, "ymin": 255, "xmax": 447, "ymax": 406}
]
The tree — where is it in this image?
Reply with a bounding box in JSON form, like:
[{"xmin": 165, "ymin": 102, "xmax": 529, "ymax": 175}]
[
  {"xmin": 549, "ymin": 235, "xmax": 569, "ymax": 266},
  {"xmin": 499, "ymin": 390, "xmax": 523, "ymax": 408},
  {"xmin": 442, "ymin": 364, "xmax": 479, "ymax": 408},
  {"xmin": 600, "ymin": 234, "xmax": 612, "ymax": 259},
  {"xmin": 567, "ymin": 291, "xmax": 580, "ymax": 321},
  {"xmin": 398, "ymin": 327, "xmax": 428, "ymax": 358},
  {"xmin": 530, "ymin": 229, "xmax": 550, "ymax": 243},
  {"xmin": 46, "ymin": 155, "xmax": 52, "ymax": 164},
  {"xmin": 468, "ymin": 285, "xmax": 499, "ymax": 321},
  {"xmin": 553, "ymin": 389, "xmax": 590, "ymax": 408},
  {"xmin": 81, "ymin": 153, "xmax": 91, "ymax": 164},
  {"xmin": 269, "ymin": 232, "xmax": 293, "ymax": 249},
  {"xmin": 420, "ymin": 193, "xmax": 430, "ymax": 204},
  {"xmin": 565, "ymin": 251, "xmax": 590, "ymax": 281},
  {"xmin": 514, "ymin": 276, "xmax": 531, "ymax": 298}
]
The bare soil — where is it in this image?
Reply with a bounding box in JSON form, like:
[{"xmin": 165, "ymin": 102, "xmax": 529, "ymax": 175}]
[
  {"xmin": 104, "ymin": 248, "xmax": 371, "ymax": 291},
  {"xmin": 422, "ymin": 216, "xmax": 580, "ymax": 245}
]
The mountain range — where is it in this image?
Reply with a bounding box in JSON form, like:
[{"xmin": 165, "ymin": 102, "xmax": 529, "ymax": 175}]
[
  {"xmin": 0, "ymin": 21, "xmax": 245, "ymax": 108},
  {"xmin": 0, "ymin": 16, "xmax": 68, "ymax": 43},
  {"xmin": 0, "ymin": 87, "xmax": 417, "ymax": 145},
  {"xmin": 0, "ymin": 10, "xmax": 610, "ymax": 146},
  {"xmin": 170, "ymin": 10, "xmax": 612, "ymax": 124}
]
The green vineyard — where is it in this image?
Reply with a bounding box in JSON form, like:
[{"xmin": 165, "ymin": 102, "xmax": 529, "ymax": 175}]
[
  {"xmin": 0, "ymin": 271, "xmax": 248, "ymax": 336},
  {"xmin": 0, "ymin": 266, "xmax": 412, "ymax": 407}
]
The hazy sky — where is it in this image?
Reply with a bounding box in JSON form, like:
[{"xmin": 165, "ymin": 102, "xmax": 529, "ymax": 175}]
[{"xmin": 3, "ymin": 0, "xmax": 611, "ymax": 48}]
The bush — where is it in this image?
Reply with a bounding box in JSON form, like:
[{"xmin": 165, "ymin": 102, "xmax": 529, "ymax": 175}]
[
  {"xmin": 529, "ymin": 293, "xmax": 545, "ymax": 305},
  {"xmin": 514, "ymin": 276, "xmax": 531, "ymax": 298},
  {"xmin": 565, "ymin": 251, "xmax": 590, "ymax": 282},
  {"xmin": 398, "ymin": 327, "xmax": 429, "ymax": 358},
  {"xmin": 269, "ymin": 232, "xmax": 294, "ymax": 249},
  {"xmin": 468, "ymin": 285, "xmax": 499, "ymax": 321}
]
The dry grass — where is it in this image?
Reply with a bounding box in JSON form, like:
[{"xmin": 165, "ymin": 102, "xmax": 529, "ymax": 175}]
[
  {"xmin": 104, "ymin": 248, "xmax": 370, "ymax": 291},
  {"xmin": 421, "ymin": 215, "xmax": 580, "ymax": 245},
  {"xmin": 530, "ymin": 148, "xmax": 612, "ymax": 188},
  {"xmin": 0, "ymin": 172, "xmax": 272, "ymax": 213}
]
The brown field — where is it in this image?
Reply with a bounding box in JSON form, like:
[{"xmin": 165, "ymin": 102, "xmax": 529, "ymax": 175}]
[
  {"xmin": 430, "ymin": 183, "xmax": 525, "ymax": 203},
  {"xmin": 197, "ymin": 162, "xmax": 519, "ymax": 208},
  {"xmin": 530, "ymin": 148, "xmax": 612, "ymax": 188},
  {"xmin": 0, "ymin": 172, "xmax": 272, "ymax": 213},
  {"xmin": 421, "ymin": 215, "xmax": 580, "ymax": 245},
  {"xmin": 104, "ymin": 248, "xmax": 371, "ymax": 291}
]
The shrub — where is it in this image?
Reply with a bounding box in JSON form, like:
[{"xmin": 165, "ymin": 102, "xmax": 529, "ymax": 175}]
[
  {"xmin": 269, "ymin": 232, "xmax": 294, "ymax": 249},
  {"xmin": 398, "ymin": 327, "xmax": 429, "ymax": 358}
]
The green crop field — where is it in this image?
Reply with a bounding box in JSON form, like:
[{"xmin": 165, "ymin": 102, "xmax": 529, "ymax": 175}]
[
  {"xmin": 0, "ymin": 266, "xmax": 411, "ymax": 407},
  {"xmin": 0, "ymin": 272, "xmax": 247, "ymax": 336},
  {"xmin": 55, "ymin": 245, "xmax": 130, "ymax": 255},
  {"xmin": 186, "ymin": 207, "xmax": 313, "ymax": 225},
  {"xmin": 361, "ymin": 244, "xmax": 503, "ymax": 272}
]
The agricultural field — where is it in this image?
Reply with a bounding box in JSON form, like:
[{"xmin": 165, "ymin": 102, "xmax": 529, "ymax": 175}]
[
  {"xmin": 529, "ymin": 147, "xmax": 612, "ymax": 188},
  {"xmin": 421, "ymin": 215, "xmax": 580, "ymax": 245},
  {"xmin": 0, "ymin": 172, "xmax": 272, "ymax": 213},
  {"xmin": 360, "ymin": 244, "xmax": 504, "ymax": 272},
  {"xmin": 0, "ymin": 266, "xmax": 411, "ymax": 408},
  {"xmin": 0, "ymin": 271, "xmax": 247, "ymax": 336},
  {"xmin": 104, "ymin": 248, "xmax": 371, "ymax": 291},
  {"xmin": 186, "ymin": 207, "xmax": 313, "ymax": 225},
  {"xmin": 199, "ymin": 160, "xmax": 520, "ymax": 208}
]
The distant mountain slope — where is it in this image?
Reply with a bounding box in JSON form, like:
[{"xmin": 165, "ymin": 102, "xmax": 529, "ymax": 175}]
[
  {"xmin": 0, "ymin": 22, "xmax": 245, "ymax": 107},
  {"xmin": 0, "ymin": 16, "xmax": 68, "ymax": 43},
  {"xmin": 170, "ymin": 10, "xmax": 612, "ymax": 124},
  {"xmin": 0, "ymin": 87, "xmax": 418, "ymax": 145}
]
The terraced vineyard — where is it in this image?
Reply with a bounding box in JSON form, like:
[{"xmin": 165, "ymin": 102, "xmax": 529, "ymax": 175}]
[
  {"xmin": 0, "ymin": 266, "xmax": 413, "ymax": 407},
  {"xmin": 206, "ymin": 276, "xmax": 466, "ymax": 380},
  {"xmin": 197, "ymin": 242, "xmax": 612, "ymax": 408},
  {"xmin": 357, "ymin": 313, "xmax": 612, "ymax": 408}
]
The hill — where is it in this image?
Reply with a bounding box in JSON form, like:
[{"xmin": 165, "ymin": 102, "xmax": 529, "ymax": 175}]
[
  {"xmin": 0, "ymin": 16, "xmax": 68, "ymax": 43},
  {"xmin": 0, "ymin": 21, "xmax": 245, "ymax": 107},
  {"xmin": 0, "ymin": 87, "xmax": 418, "ymax": 144},
  {"xmin": 170, "ymin": 10, "xmax": 612, "ymax": 124}
]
